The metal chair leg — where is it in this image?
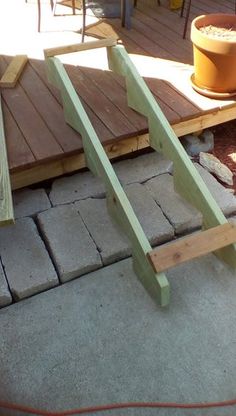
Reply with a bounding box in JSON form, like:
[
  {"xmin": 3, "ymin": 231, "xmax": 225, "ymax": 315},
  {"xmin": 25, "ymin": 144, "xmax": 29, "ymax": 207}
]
[
  {"xmin": 182, "ymin": 0, "xmax": 192, "ymax": 39},
  {"xmin": 81, "ymin": 0, "xmax": 86, "ymax": 42},
  {"xmin": 37, "ymin": 0, "xmax": 41, "ymax": 32}
]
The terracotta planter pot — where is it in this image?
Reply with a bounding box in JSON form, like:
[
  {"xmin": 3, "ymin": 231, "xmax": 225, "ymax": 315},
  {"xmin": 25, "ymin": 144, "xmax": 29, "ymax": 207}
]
[{"xmin": 191, "ymin": 14, "xmax": 236, "ymax": 97}]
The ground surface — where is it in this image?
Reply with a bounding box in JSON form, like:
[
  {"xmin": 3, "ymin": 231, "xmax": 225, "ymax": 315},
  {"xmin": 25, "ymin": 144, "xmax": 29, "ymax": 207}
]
[{"xmin": 0, "ymin": 151, "xmax": 236, "ymax": 415}]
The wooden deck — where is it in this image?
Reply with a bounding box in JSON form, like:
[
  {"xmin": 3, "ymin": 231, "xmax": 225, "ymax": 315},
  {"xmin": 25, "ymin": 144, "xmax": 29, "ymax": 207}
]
[{"xmin": 1, "ymin": 0, "xmax": 236, "ymax": 189}]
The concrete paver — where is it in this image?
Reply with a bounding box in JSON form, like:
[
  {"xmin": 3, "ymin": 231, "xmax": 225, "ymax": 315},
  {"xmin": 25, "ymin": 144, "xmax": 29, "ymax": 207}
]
[
  {"xmin": 0, "ymin": 261, "xmax": 12, "ymax": 307},
  {"xmin": 13, "ymin": 188, "xmax": 51, "ymax": 218},
  {"xmin": 75, "ymin": 198, "xmax": 131, "ymax": 265},
  {"xmin": 124, "ymin": 182, "xmax": 174, "ymax": 246},
  {"xmin": 145, "ymin": 173, "xmax": 202, "ymax": 234},
  {"xmin": 0, "ymin": 218, "xmax": 58, "ymax": 300},
  {"xmin": 114, "ymin": 151, "xmax": 173, "ymax": 185},
  {"xmin": 49, "ymin": 171, "xmax": 105, "ymax": 206},
  {"xmin": 0, "ymin": 255, "xmax": 235, "ymax": 415},
  {"xmin": 37, "ymin": 204, "xmax": 102, "ymax": 282}
]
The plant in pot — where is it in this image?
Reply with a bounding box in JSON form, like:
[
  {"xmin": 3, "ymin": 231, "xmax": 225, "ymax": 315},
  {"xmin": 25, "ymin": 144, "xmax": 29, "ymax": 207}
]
[{"xmin": 190, "ymin": 13, "xmax": 236, "ymax": 98}]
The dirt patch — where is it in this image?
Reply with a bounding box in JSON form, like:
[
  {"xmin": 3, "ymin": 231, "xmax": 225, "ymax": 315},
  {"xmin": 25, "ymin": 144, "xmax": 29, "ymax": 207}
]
[{"xmin": 199, "ymin": 24, "xmax": 236, "ymax": 41}]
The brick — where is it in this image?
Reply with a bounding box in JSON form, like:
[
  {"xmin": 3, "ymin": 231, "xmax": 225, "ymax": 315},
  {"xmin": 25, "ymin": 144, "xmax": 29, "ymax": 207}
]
[
  {"xmin": 0, "ymin": 260, "xmax": 12, "ymax": 307},
  {"xmin": 13, "ymin": 188, "xmax": 51, "ymax": 218},
  {"xmin": 145, "ymin": 174, "xmax": 202, "ymax": 234},
  {"xmin": 37, "ymin": 204, "xmax": 102, "ymax": 282},
  {"xmin": 195, "ymin": 163, "xmax": 236, "ymax": 216},
  {"xmin": 124, "ymin": 183, "xmax": 174, "ymax": 246},
  {"xmin": 114, "ymin": 151, "xmax": 173, "ymax": 185},
  {"xmin": 75, "ymin": 198, "xmax": 131, "ymax": 266},
  {"xmin": 0, "ymin": 218, "xmax": 58, "ymax": 300},
  {"xmin": 49, "ymin": 171, "xmax": 105, "ymax": 206}
]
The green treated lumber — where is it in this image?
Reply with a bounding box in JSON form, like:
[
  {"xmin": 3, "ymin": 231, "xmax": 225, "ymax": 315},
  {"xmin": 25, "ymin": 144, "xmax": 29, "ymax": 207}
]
[
  {"xmin": 107, "ymin": 45, "xmax": 236, "ymax": 269},
  {"xmin": 45, "ymin": 56, "xmax": 170, "ymax": 307},
  {"xmin": 0, "ymin": 94, "xmax": 14, "ymax": 226}
]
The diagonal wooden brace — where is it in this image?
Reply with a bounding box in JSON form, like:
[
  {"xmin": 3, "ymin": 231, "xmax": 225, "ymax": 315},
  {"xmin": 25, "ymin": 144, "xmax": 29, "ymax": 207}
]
[{"xmin": 107, "ymin": 44, "xmax": 236, "ymax": 269}]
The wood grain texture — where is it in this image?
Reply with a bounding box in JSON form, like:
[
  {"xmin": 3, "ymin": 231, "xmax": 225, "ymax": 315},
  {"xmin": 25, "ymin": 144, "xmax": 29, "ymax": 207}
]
[
  {"xmin": 0, "ymin": 95, "xmax": 14, "ymax": 225},
  {"xmin": 0, "ymin": 55, "xmax": 27, "ymax": 88},
  {"xmin": 149, "ymin": 223, "xmax": 236, "ymax": 273}
]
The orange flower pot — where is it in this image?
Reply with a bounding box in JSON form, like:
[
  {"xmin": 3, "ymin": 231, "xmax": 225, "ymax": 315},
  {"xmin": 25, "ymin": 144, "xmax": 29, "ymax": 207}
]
[{"xmin": 191, "ymin": 14, "xmax": 236, "ymax": 98}]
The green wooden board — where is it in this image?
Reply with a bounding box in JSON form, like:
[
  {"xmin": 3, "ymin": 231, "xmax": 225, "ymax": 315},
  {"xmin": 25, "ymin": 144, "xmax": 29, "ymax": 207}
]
[{"xmin": 0, "ymin": 95, "xmax": 14, "ymax": 226}]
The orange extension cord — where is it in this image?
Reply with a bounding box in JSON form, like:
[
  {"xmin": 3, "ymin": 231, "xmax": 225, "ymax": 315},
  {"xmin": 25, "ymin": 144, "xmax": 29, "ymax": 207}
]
[{"xmin": 1, "ymin": 398, "xmax": 236, "ymax": 415}]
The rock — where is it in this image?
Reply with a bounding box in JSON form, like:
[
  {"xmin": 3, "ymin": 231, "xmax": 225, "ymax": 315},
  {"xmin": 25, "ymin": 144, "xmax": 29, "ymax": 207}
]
[
  {"xmin": 199, "ymin": 152, "xmax": 233, "ymax": 186},
  {"xmin": 181, "ymin": 129, "xmax": 214, "ymax": 157}
]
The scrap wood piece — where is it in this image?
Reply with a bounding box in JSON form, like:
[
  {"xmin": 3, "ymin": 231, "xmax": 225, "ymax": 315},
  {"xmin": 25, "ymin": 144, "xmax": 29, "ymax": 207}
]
[
  {"xmin": 0, "ymin": 94, "xmax": 14, "ymax": 226},
  {"xmin": 149, "ymin": 223, "xmax": 236, "ymax": 273},
  {"xmin": 0, "ymin": 55, "xmax": 28, "ymax": 88}
]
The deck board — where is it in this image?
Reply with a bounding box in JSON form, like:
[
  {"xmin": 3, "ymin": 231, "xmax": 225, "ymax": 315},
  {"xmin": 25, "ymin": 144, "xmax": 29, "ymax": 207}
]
[{"xmin": 1, "ymin": 0, "xmax": 236, "ymax": 189}]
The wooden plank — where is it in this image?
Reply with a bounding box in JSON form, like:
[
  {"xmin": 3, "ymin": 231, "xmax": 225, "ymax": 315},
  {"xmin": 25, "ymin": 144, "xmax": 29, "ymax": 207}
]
[
  {"xmin": 0, "ymin": 55, "xmax": 27, "ymax": 88},
  {"xmin": 44, "ymin": 38, "xmax": 117, "ymax": 58},
  {"xmin": 66, "ymin": 65, "xmax": 138, "ymax": 139},
  {"xmin": 149, "ymin": 223, "xmax": 236, "ymax": 273},
  {"xmin": 19, "ymin": 60, "xmax": 82, "ymax": 153},
  {"xmin": 0, "ymin": 56, "xmax": 63, "ymax": 162},
  {"xmin": 0, "ymin": 94, "xmax": 14, "ymax": 226},
  {"xmin": 10, "ymin": 134, "xmax": 149, "ymax": 190},
  {"xmin": 2, "ymin": 101, "xmax": 35, "ymax": 170}
]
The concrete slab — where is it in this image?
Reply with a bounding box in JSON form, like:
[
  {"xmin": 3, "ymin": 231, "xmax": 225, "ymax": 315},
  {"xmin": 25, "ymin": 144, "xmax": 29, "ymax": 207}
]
[
  {"xmin": 145, "ymin": 174, "xmax": 202, "ymax": 234},
  {"xmin": 49, "ymin": 171, "xmax": 105, "ymax": 206},
  {"xmin": 75, "ymin": 198, "xmax": 131, "ymax": 265},
  {"xmin": 13, "ymin": 188, "xmax": 51, "ymax": 219},
  {"xmin": 0, "ymin": 255, "xmax": 235, "ymax": 415},
  {"xmin": 114, "ymin": 151, "xmax": 173, "ymax": 185},
  {"xmin": 0, "ymin": 260, "xmax": 12, "ymax": 307},
  {"xmin": 0, "ymin": 218, "xmax": 58, "ymax": 300},
  {"xmin": 37, "ymin": 204, "xmax": 102, "ymax": 282},
  {"xmin": 195, "ymin": 163, "xmax": 236, "ymax": 216}
]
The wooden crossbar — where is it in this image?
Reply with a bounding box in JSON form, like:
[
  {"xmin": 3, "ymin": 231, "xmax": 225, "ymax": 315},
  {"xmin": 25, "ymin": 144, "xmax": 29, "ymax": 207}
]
[
  {"xmin": 0, "ymin": 55, "xmax": 27, "ymax": 88},
  {"xmin": 149, "ymin": 223, "xmax": 236, "ymax": 273},
  {"xmin": 44, "ymin": 38, "xmax": 117, "ymax": 58}
]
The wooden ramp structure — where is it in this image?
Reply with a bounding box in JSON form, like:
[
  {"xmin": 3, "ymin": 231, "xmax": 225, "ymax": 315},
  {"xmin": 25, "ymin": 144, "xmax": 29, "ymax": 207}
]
[{"xmin": 44, "ymin": 39, "xmax": 236, "ymax": 306}]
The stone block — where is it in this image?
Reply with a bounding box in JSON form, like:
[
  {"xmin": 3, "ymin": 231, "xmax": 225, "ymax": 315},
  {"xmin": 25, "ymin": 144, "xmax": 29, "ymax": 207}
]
[
  {"xmin": 75, "ymin": 198, "xmax": 131, "ymax": 265},
  {"xmin": 37, "ymin": 204, "xmax": 102, "ymax": 282},
  {"xmin": 114, "ymin": 151, "xmax": 173, "ymax": 185},
  {"xmin": 195, "ymin": 163, "xmax": 236, "ymax": 216},
  {"xmin": 145, "ymin": 174, "xmax": 202, "ymax": 234},
  {"xmin": 0, "ymin": 218, "xmax": 58, "ymax": 300},
  {"xmin": 49, "ymin": 171, "xmax": 105, "ymax": 206},
  {"xmin": 124, "ymin": 183, "xmax": 174, "ymax": 246},
  {"xmin": 0, "ymin": 261, "xmax": 12, "ymax": 307},
  {"xmin": 13, "ymin": 188, "xmax": 51, "ymax": 218}
]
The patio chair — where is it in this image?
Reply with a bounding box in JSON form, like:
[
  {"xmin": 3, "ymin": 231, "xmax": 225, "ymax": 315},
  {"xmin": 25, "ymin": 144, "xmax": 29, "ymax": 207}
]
[
  {"xmin": 25, "ymin": 0, "xmax": 76, "ymax": 32},
  {"xmin": 181, "ymin": 0, "xmax": 236, "ymax": 39}
]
